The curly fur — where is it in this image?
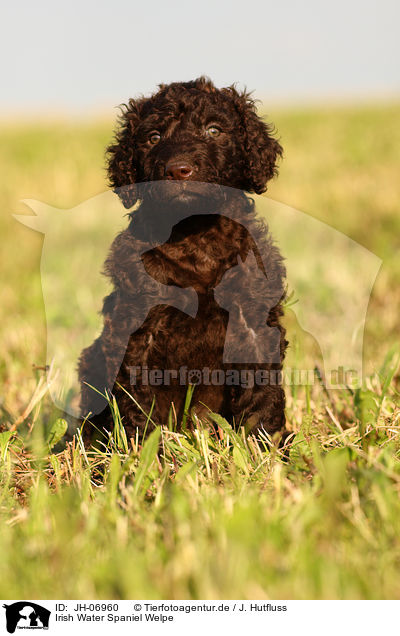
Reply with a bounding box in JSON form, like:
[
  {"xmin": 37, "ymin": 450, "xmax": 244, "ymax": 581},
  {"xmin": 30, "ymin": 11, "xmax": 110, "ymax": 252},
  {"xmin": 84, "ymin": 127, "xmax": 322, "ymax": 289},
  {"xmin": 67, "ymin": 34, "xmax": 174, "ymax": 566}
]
[{"xmin": 78, "ymin": 76, "xmax": 288, "ymax": 444}]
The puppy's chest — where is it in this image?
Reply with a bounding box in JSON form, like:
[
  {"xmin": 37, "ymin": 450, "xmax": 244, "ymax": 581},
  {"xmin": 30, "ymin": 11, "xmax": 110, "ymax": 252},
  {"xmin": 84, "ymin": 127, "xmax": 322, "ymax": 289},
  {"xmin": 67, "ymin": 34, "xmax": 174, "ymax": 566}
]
[
  {"xmin": 145, "ymin": 299, "xmax": 229, "ymax": 369},
  {"xmin": 142, "ymin": 215, "xmax": 246, "ymax": 292},
  {"xmin": 138, "ymin": 214, "xmax": 250, "ymax": 367}
]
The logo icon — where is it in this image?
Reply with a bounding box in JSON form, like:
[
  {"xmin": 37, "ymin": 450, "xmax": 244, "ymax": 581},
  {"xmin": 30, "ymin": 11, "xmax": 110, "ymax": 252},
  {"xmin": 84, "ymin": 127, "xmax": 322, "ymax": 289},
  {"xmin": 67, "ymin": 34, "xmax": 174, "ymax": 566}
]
[
  {"xmin": 2, "ymin": 603, "xmax": 50, "ymax": 633},
  {"xmin": 15, "ymin": 188, "xmax": 381, "ymax": 416}
]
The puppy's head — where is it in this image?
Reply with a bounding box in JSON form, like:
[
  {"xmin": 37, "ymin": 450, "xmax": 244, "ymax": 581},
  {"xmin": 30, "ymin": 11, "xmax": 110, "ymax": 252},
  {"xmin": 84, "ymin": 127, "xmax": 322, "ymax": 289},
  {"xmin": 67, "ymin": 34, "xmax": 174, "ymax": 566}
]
[{"xmin": 107, "ymin": 76, "xmax": 282, "ymax": 208}]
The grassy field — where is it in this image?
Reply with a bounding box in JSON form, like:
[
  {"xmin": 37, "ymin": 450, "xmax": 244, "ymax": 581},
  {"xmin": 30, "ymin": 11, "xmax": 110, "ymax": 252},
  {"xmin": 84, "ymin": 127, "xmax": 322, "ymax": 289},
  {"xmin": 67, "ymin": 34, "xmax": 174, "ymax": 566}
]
[{"xmin": 0, "ymin": 102, "xmax": 399, "ymax": 599}]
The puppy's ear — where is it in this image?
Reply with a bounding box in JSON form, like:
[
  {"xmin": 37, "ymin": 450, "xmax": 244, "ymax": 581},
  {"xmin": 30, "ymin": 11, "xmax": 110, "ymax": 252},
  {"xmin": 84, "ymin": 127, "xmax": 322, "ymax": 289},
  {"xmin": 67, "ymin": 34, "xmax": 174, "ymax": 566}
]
[
  {"xmin": 226, "ymin": 88, "xmax": 283, "ymax": 194},
  {"xmin": 106, "ymin": 100, "xmax": 141, "ymax": 208}
]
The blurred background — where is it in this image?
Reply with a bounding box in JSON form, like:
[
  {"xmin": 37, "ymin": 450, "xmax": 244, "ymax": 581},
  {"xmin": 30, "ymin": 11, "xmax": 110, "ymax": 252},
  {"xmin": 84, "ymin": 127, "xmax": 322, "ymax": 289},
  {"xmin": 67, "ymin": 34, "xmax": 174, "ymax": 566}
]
[{"xmin": 1, "ymin": 0, "xmax": 399, "ymax": 413}]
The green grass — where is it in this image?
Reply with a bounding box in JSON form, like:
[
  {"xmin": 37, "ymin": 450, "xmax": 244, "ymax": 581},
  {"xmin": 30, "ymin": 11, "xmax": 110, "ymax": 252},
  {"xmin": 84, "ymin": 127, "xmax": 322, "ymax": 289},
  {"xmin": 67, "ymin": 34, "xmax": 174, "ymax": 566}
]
[{"xmin": 0, "ymin": 103, "xmax": 399, "ymax": 599}]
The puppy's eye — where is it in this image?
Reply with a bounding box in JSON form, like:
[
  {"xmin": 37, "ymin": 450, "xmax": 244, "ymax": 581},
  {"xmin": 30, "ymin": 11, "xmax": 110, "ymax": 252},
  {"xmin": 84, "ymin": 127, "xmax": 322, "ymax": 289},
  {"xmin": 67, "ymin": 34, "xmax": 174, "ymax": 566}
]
[
  {"xmin": 148, "ymin": 131, "xmax": 161, "ymax": 145},
  {"xmin": 205, "ymin": 125, "xmax": 221, "ymax": 138}
]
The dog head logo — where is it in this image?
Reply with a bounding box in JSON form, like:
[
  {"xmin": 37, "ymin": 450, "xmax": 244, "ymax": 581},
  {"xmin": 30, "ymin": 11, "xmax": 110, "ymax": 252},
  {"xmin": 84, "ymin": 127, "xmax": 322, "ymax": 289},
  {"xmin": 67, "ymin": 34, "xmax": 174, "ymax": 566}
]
[
  {"xmin": 2, "ymin": 602, "xmax": 50, "ymax": 633},
  {"xmin": 14, "ymin": 186, "xmax": 381, "ymax": 416}
]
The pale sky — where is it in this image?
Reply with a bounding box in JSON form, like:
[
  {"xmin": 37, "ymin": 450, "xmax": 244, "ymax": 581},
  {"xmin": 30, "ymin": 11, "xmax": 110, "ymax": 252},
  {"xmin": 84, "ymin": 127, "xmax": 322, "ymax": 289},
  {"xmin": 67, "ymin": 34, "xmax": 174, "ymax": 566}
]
[{"xmin": 1, "ymin": 0, "xmax": 399, "ymax": 112}]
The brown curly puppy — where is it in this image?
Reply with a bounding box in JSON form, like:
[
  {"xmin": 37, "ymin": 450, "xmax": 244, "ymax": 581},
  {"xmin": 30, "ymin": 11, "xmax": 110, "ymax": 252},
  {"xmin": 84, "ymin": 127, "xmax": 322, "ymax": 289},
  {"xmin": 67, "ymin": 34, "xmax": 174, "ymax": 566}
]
[{"xmin": 78, "ymin": 77, "xmax": 287, "ymax": 444}]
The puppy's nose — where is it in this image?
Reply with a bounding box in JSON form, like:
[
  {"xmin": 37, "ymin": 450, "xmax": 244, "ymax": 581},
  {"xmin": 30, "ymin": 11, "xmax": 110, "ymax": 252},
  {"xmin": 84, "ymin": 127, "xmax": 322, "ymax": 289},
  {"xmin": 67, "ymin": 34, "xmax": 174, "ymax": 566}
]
[{"xmin": 165, "ymin": 162, "xmax": 193, "ymax": 180}]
